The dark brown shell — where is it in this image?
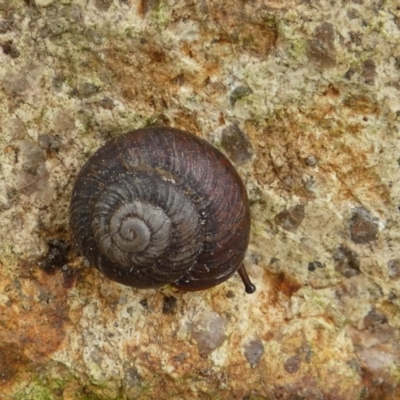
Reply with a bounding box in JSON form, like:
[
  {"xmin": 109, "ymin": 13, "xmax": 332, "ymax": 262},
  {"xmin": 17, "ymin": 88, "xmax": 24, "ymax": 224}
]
[{"xmin": 70, "ymin": 127, "xmax": 254, "ymax": 292}]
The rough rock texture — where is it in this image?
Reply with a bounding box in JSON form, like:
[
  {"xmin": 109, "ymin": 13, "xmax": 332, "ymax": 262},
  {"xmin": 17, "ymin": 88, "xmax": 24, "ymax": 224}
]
[{"xmin": 0, "ymin": 0, "xmax": 400, "ymax": 399}]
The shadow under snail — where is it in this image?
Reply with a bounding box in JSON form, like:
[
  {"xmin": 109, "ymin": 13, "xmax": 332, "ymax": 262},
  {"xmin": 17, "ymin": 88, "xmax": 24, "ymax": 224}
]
[{"xmin": 70, "ymin": 127, "xmax": 255, "ymax": 294}]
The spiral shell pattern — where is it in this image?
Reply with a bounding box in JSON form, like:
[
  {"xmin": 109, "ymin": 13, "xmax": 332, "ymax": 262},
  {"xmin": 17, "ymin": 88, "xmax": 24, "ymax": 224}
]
[{"xmin": 70, "ymin": 127, "xmax": 250, "ymax": 291}]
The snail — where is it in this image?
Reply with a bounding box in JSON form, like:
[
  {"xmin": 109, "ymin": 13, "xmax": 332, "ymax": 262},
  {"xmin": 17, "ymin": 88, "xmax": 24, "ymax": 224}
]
[{"xmin": 70, "ymin": 127, "xmax": 255, "ymax": 294}]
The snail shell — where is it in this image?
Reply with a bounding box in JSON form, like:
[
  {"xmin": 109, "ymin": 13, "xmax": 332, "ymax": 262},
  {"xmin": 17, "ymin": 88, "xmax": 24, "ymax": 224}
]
[{"xmin": 70, "ymin": 127, "xmax": 255, "ymax": 293}]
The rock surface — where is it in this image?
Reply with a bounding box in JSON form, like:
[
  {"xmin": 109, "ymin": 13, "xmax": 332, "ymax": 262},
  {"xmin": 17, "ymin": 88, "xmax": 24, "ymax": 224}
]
[{"xmin": 0, "ymin": 0, "xmax": 400, "ymax": 399}]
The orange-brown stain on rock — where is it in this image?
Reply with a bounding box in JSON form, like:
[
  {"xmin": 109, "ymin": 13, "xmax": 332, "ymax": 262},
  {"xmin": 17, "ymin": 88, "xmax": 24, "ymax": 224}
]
[
  {"xmin": 124, "ymin": 310, "xmax": 207, "ymax": 373},
  {"xmin": 138, "ymin": 0, "xmax": 161, "ymax": 16},
  {"xmin": 252, "ymin": 85, "xmax": 390, "ymax": 208},
  {"xmin": 342, "ymin": 93, "xmax": 380, "ymax": 115},
  {"xmin": 104, "ymin": 39, "xmax": 172, "ymax": 100},
  {"xmin": 0, "ymin": 344, "xmax": 29, "ymax": 388},
  {"xmin": 253, "ymin": 121, "xmax": 310, "ymax": 196},
  {"xmin": 171, "ymin": 110, "xmax": 202, "ymax": 134},
  {"xmin": 267, "ymin": 271, "xmax": 301, "ymax": 306},
  {"xmin": 0, "ymin": 268, "xmax": 72, "ymax": 391},
  {"xmin": 210, "ymin": 3, "xmax": 278, "ymax": 58},
  {"xmin": 361, "ymin": 368, "xmax": 400, "ymax": 400},
  {"xmin": 322, "ymin": 83, "xmax": 340, "ymax": 98},
  {"xmin": 103, "ymin": 37, "xmax": 206, "ymax": 134},
  {"xmin": 225, "ymin": 361, "xmax": 263, "ymax": 398},
  {"xmin": 125, "ymin": 338, "xmax": 223, "ymax": 397},
  {"xmin": 103, "ymin": 2, "xmax": 278, "ymax": 132}
]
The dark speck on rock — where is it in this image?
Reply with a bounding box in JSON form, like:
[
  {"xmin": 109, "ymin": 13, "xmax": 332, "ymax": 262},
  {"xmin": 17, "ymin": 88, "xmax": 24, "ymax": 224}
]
[
  {"xmin": 171, "ymin": 73, "xmax": 185, "ymax": 86},
  {"xmin": 308, "ymin": 261, "xmax": 324, "ymax": 271},
  {"xmin": 2, "ymin": 72, "xmax": 29, "ymax": 96},
  {"xmin": 1, "ymin": 41, "xmax": 20, "ymax": 58},
  {"xmin": 220, "ymin": 124, "xmax": 253, "ymax": 165},
  {"xmin": 52, "ymin": 74, "xmax": 65, "ymax": 89},
  {"xmin": 40, "ymin": 239, "xmax": 70, "ymax": 275},
  {"xmin": 38, "ymin": 134, "xmax": 53, "ymax": 151},
  {"xmin": 124, "ymin": 366, "xmax": 142, "ymax": 388},
  {"xmin": 284, "ymin": 355, "xmax": 301, "ymax": 373},
  {"xmin": 387, "ymin": 259, "xmax": 400, "ymax": 280},
  {"xmin": 334, "ymin": 244, "xmax": 360, "ymax": 278},
  {"xmin": 363, "ymin": 308, "xmax": 388, "ymax": 328},
  {"xmin": 347, "ymin": 359, "xmax": 362, "ymax": 374},
  {"xmin": 77, "ymin": 82, "xmax": 101, "ymax": 98},
  {"xmin": 99, "ymin": 97, "xmax": 115, "ymax": 110},
  {"xmin": 94, "ymin": 0, "xmax": 113, "ymax": 11},
  {"xmin": 344, "ymin": 68, "xmax": 356, "ymax": 80},
  {"xmin": 349, "ymin": 31, "xmax": 362, "ymax": 46},
  {"xmin": 362, "ymin": 59, "xmax": 376, "ymax": 85},
  {"xmin": 349, "ymin": 207, "xmax": 379, "ymax": 244},
  {"xmin": 62, "ymin": 268, "xmax": 77, "ymax": 289},
  {"xmin": 229, "ymin": 85, "xmax": 253, "ymax": 106},
  {"xmin": 347, "ymin": 8, "xmax": 360, "ymax": 19},
  {"xmin": 307, "ymin": 22, "xmax": 336, "ymax": 68},
  {"xmin": 162, "ymin": 295, "xmax": 177, "ymax": 314},
  {"xmin": 191, "ymin": 311, "xmax": 226, "ymax": 356},
  {"xmin": 305, "ymin": 155, "xmax": 318, "ymax": 166},
  {"xmin": 139, "ymin": 298, "xmax": 148, "ymax": 308},
  {"xmin": 244, "ymin": 339, "xmax": 264, "ymax": 368},
  {"xmin": 173, "ymin": 353, "xmax": 187, "ymax": 362},
  {"xmin": 0, "ymin": 20, "xmax": 11, "ymax": 33},
  {"xmin": 38, "ymin": 134, "xmax": 61, "ymax": 153},
  {"xmin": 275, "ymin": 205, "xmax": 305, "ymax": 232},
  {"xmin": 147, "ymin": 113, "xmax": 170, "ymax": 127}
]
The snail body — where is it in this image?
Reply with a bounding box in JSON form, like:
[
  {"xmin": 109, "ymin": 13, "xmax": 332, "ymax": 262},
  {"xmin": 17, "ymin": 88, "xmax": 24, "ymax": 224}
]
[{"xmin": 70, "ymin": 127, "xmax": 255, "ymax": 293}]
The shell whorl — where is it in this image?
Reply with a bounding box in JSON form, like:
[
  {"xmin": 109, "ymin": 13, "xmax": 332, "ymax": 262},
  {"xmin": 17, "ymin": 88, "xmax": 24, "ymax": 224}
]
[
  {"xmin": 70, "ymin": 127, "xmax": 251, "ymax": 291},
  {"xmin": 91, "ymin": 170, "xmax": 203, "ymax": 285}
]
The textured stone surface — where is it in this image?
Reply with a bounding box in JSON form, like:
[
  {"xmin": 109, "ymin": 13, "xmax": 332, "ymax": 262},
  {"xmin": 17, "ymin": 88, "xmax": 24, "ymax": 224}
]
[{"xmin": 0, "ymin": 0, "xmax": 400, "ymax": 399}]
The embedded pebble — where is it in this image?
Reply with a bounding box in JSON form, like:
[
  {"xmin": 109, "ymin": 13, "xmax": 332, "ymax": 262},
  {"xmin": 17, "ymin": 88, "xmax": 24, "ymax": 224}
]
[
  {"xmin": 77, "ymin": 82, "xmax": 100, "ymax": 98},
  {"xmin": 305, "ymin": 155, "xmax": 318, "ymax": 166},
  {"xmin": 244, "ymin": 339, "xmax": 264, "ymax": 368},
  {"xmin": 14, "ymin": 141, "xmax": 51, "ymax": 203},
  {"xmin": 284, "ymin": 355, "xmax": 301, "ymax": 373},
  {"xmin": 387, "ymin": 259, "xmax": 400, "ymax": 280},
  {"xmin": 362, "ymin": 59, "xmax": 376, "ymax": 85},
  {"xmin": 229, "ymin": 85, "xmax": 253, "ymax": 105},
  {"xmin": 349, "ymin": 208, "xmax": 379, "ymax": 244},
  {"xmin": 220, "ymin": 125, "xmax": 253, "ymax": 165},
  {"xmin": 191, "ymin": 311, "xmax": 226, "ymax": 356},
  {"xmin": 363, "ymin": 309, "xmax": 387, "ymax": 329},
  {"xmin": 275, "ymin": 205, "xmax": 305, "ymax": 232},
  {"xmin": 307, "ymin": 22, "xmax": 336, "ymax": 67}
]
